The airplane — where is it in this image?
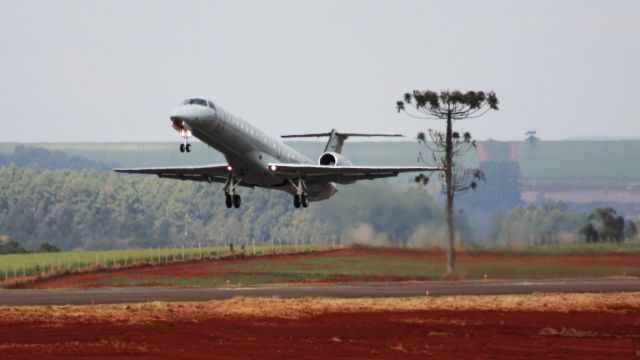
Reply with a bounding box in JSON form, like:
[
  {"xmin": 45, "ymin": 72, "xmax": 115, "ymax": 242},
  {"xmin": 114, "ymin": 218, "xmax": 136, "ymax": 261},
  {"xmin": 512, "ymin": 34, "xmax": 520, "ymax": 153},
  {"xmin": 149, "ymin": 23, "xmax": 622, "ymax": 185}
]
[{"xmin": 115, "ymin": 98, "xmax": 441, "ymax": 209}]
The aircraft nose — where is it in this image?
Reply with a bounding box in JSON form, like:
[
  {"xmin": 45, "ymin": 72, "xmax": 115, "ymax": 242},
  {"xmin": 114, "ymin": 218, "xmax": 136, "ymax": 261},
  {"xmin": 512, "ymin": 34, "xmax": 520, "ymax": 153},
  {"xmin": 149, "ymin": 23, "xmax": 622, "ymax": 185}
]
[{"xmin": 170, "ymin": 106, "xmax": 193, "ymax": 123}]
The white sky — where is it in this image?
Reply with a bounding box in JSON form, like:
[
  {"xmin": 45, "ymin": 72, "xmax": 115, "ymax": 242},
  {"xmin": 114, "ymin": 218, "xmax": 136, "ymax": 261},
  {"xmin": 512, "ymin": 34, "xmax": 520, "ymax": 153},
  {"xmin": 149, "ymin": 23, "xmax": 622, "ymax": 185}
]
[{"xmin": 1, "ymin": 0, "xmax": 638, "ymax": 142}]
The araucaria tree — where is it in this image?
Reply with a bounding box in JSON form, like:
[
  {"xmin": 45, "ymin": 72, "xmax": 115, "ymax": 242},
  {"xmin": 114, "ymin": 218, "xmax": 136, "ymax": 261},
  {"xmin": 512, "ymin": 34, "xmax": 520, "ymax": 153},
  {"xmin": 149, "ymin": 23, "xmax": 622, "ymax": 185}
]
[{"xmin": 397, "ymin": 90, "xmax": 499, "ymax": 277}]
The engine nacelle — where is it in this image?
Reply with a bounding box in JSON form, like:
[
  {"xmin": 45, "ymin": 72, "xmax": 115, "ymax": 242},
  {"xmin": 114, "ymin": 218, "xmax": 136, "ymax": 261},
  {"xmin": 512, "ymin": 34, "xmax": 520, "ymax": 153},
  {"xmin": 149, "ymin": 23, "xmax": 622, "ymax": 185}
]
[
  {"xmin": 318, "ymin": 152, "xmax": 356, "ymax": 184},
  {"xmin": 318, "ymin": 152, "xmax": 353, "ymax": 166}
]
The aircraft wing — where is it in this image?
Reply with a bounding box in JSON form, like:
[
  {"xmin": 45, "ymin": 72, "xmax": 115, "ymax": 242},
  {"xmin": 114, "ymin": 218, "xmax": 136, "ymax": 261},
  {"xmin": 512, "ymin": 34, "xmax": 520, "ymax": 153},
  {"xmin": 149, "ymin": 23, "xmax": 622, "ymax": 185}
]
[
  {"xmin": 114, "ymin": 164, "xmax": 232, "ymax": 184},
  {"xmin": 267, "ymin": 163, "xmax": 442, "ymax": 184}
]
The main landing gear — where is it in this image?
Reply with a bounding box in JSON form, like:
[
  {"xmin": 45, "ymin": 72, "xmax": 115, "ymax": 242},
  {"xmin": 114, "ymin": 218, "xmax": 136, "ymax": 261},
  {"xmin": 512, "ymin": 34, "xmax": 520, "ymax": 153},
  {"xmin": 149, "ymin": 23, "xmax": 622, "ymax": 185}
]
[
  {"xmin": 289, "ymin": 178, "xmax": 309, "ymax": 209},
  {"xmin": 225, "ymin": 193, "xmax": 241, "ymax": 209},
  {"xmin": 293, "ymin": 193, "xmax": 309, "ymax": 208},
  {"xmin": 224, "ymin": 177, "xmax": 242, "ymax": 209}
]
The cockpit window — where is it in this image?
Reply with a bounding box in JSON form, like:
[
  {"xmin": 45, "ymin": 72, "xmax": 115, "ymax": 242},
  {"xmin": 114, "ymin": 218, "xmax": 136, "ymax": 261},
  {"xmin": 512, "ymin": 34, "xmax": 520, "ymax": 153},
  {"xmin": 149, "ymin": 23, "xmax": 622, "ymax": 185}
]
[
  {"xmin": 181, "ymin": 98, "xmax": 208, "ymax": 107},
  {"xmin": 207, "ymin": 101, "xmax": 216, "ymax": 111}
]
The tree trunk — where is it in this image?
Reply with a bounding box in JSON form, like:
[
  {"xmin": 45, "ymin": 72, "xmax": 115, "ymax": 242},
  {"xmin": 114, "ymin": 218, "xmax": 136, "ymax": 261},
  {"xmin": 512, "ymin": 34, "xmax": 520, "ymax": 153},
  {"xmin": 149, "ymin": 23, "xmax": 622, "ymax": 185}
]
[{"xmin": 445, "ymin": 109, "xmax": 455, "ymax": 277}]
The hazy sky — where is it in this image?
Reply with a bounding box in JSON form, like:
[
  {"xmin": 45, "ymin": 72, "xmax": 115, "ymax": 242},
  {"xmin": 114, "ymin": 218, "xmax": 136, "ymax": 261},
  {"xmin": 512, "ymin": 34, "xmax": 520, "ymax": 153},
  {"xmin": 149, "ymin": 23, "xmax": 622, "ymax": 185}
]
[{"xmin": 1, "ymin": 0, "xmax": 639, "ymax": 142}]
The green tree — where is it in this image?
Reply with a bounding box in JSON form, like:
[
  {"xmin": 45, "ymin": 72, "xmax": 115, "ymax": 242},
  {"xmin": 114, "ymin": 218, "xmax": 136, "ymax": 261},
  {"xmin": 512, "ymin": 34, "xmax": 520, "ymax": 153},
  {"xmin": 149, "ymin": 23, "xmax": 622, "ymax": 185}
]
[
  {"xmin": 579, "ymin": 223, "xmax": 599, "ymax": 243},
  {"xmin": 489, "ymin": 201, "xmax": 587, "ymax": 246},
  {"xmin": 0, "ymin": 240, "xmax": 28, "ymax": 254},
  {"xmin": 397, "ymin": 90, "xmax": 499, "ymax": 276},
  {"xmin": 584, "ymin": 207, "xmax": 635, "ymax": 243}
]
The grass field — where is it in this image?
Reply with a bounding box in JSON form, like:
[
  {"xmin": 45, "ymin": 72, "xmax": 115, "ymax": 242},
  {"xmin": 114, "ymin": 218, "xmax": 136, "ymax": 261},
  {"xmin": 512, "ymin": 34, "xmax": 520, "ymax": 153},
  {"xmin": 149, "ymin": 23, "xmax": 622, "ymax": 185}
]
[
  {"xmin": 0, "ymin": 244, "xmax": 330, "ymax": 284},
  {"xmin": 11, "ymin": 244, "xmax": 640, "ymax": 289},
  {"xmin": 468, "ymin": 242, "xmax": 640, "ymax": 256}
]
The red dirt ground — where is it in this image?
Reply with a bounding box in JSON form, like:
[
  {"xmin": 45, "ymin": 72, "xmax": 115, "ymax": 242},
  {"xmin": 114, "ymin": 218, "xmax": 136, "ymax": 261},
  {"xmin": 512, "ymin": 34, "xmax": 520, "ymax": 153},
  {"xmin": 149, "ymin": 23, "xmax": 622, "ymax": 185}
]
[
  {"xmin": 18, "ymin": 247, "xmax": 640, "ymax": 289},
  {"xmin": 1, "ymin": 305, "xmax": 638, "ymax": 359}
]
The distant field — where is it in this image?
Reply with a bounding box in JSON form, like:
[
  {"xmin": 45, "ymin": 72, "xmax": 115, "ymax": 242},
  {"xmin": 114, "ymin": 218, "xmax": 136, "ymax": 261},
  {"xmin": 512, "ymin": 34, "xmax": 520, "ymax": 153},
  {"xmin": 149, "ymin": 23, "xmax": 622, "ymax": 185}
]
[
  {"xmin": 15, "ymin": 244, "xmax": 640, "ymax": 289},
  {"xmin": 3, "ymin": 140, "xmax": 639, "ymax": 186}
]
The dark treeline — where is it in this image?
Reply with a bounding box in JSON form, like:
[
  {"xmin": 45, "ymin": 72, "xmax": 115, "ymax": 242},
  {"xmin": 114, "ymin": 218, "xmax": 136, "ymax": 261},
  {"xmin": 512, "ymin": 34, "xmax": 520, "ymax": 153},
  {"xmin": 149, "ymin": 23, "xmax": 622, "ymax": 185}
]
[
  {"xmin": 0, "ymin": 145, "xmax": 115, "ymax": 171},
  {"xmin": 0, "ymin": 165, "xmax": 456, "ymax": 251}
]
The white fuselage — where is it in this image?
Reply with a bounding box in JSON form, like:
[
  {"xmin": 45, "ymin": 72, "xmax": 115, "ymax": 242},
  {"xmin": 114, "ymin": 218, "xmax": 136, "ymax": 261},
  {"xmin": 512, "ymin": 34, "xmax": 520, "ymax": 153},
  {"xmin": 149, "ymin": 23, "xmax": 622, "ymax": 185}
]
[{"xmin": 171, "ymin": 101, "xmax": 337, "ymax": 200}]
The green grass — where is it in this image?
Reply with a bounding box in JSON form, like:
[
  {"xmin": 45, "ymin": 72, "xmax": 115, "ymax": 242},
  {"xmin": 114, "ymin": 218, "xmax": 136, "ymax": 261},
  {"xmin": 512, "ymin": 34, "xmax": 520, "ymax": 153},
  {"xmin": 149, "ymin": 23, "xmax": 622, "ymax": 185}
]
[
  {"xmin": 3, "ymin": 243, "xmax": 640, "ymax": 287},
  {"xmin": 94, "ymin": 254, "xmax": 441, "ymax": 287},
  {"xmin": 467, "ymin": 242, "xmax": 640, "ymax": 256},
  {"xmin": 0, "ymin": 244, "xmax": 329, "ymax": 282},
  {"xmin": 458, "ymin": 263, "xmax": 640, "ymax": 280},
  {"xmin": 90, "ymin": 244, "xmax": 640, "ymax": 287}
]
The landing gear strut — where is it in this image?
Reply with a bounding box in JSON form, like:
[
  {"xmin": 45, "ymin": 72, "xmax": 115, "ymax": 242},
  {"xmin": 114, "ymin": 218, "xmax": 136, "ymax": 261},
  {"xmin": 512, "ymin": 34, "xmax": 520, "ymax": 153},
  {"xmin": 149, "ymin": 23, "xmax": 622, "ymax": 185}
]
[
  {"xmin": 224, "ymin": 177, "xmax": 242, "ymax": 209},
  {"xmin": 289, "ymin": 178, "xmax": 309, "ymax": 209}
]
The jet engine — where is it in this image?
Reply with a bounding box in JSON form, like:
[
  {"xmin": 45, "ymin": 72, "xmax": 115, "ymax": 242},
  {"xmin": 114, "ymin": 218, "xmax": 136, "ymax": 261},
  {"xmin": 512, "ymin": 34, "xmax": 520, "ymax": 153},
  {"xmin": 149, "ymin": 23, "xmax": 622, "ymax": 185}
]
[
  {"xmin": 318, "ymin": 152, "xmax": 356, "ymax": 184},
  {"xmin": 318, "ymin": 152, "xmax": 353, "ymax": 166}
]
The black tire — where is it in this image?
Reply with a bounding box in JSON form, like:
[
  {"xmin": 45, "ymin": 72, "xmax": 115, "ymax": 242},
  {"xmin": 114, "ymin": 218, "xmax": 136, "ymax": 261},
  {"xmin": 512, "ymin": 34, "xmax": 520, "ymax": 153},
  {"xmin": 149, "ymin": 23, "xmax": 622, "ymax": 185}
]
[
  {"xmin": 179, "ymin": 144, "xmax": 185, "ymax": 153},
  {"xmin": 301, "ymin": 195, "xmax": 309, "ymax": 208},
  {"xmin": 293, "ymin": 194, "xmax": 301, "ymax": 208},
  {"xmin": 186, "ymin": 143, "xmax": 192, "ymax": 153},
  {"xmin": 225, "ymin": 194, "xmax": 233, "ymax": 208},
  {"xmin": 233, "ymin": 194, "xmax": 241, "ymax": 208}
]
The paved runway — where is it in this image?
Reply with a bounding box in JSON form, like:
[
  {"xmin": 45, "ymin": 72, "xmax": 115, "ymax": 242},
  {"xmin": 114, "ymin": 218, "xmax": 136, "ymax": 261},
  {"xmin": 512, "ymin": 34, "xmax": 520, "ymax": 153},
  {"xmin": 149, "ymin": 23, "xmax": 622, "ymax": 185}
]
[{"xmin": 1, "ymin": 278, "xmax": 640, "ymax": 306}]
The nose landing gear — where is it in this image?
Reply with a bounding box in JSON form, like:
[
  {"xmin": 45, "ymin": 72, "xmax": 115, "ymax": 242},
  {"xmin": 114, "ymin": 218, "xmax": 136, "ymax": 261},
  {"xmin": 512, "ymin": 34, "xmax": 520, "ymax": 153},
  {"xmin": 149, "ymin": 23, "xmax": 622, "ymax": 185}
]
[
  {"xmin": 179, "ymin": 143, "xmax": 192, "ymax": 153},
  {"xmin": 174, "ymin": 124, "xmax": 192, "ymax": 153}
]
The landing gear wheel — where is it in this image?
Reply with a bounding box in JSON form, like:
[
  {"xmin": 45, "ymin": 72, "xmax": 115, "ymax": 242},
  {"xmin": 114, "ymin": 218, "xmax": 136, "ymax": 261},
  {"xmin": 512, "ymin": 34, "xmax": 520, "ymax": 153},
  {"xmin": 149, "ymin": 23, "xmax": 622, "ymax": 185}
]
[
  {"xmin": 225, "ymin": 194, "xmax": 233, "ymax": 208},
  {"xmin": 186, "ymin": 143, "xmax": 192, "ymax": 153},
  {"xmin": 233, "ymin": 194, "xmax": 241, "ymax": 208},
  {"xmin": 301, "ymin": 195, "xmax": 309, "ymax": 208},
  {"xmin": 179, "ymin": 144, "xmax": 185, "ymax": 153},
  {"xmin": 293, "ymin": 194, "xmax": 301, "ymax": 208}
]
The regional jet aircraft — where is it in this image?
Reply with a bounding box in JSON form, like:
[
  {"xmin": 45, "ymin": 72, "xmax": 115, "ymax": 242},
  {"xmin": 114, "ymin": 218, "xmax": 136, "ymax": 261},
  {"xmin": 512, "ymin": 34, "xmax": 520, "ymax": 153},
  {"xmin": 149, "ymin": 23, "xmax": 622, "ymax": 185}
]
[{"xmin": 115, "ymin": 98, "xmax": 441, "ymax": 209}]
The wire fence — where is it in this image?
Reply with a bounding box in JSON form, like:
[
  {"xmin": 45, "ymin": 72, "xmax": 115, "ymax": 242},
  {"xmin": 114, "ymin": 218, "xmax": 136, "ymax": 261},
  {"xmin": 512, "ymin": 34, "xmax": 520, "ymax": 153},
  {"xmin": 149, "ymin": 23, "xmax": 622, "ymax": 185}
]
[{"xmin": 0, "ymin": 243, "xmax": 334, "ymax": 288}]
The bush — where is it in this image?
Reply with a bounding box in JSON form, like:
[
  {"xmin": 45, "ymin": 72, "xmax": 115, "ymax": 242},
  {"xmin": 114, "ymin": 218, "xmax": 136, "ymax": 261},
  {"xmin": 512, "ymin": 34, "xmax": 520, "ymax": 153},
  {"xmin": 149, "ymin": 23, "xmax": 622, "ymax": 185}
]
[
  {"xmin": 0, "ymin": 240, "xmax": 28, "ymax": 254},
  {"xmin": 38, "ymin": 242, "xmax": 60, "ymax": 253}
]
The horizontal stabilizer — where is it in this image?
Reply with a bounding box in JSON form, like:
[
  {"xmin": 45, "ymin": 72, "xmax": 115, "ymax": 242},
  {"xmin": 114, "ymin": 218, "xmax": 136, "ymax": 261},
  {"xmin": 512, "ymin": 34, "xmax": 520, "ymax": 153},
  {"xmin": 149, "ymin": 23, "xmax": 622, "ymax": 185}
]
[
  {"xmin": 281, "ymin": 132, "xmax": 403, "ymax": 138},
  {"xmin": 281, "ymin": 129, "xmax": 403, "ymax": 153}
]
